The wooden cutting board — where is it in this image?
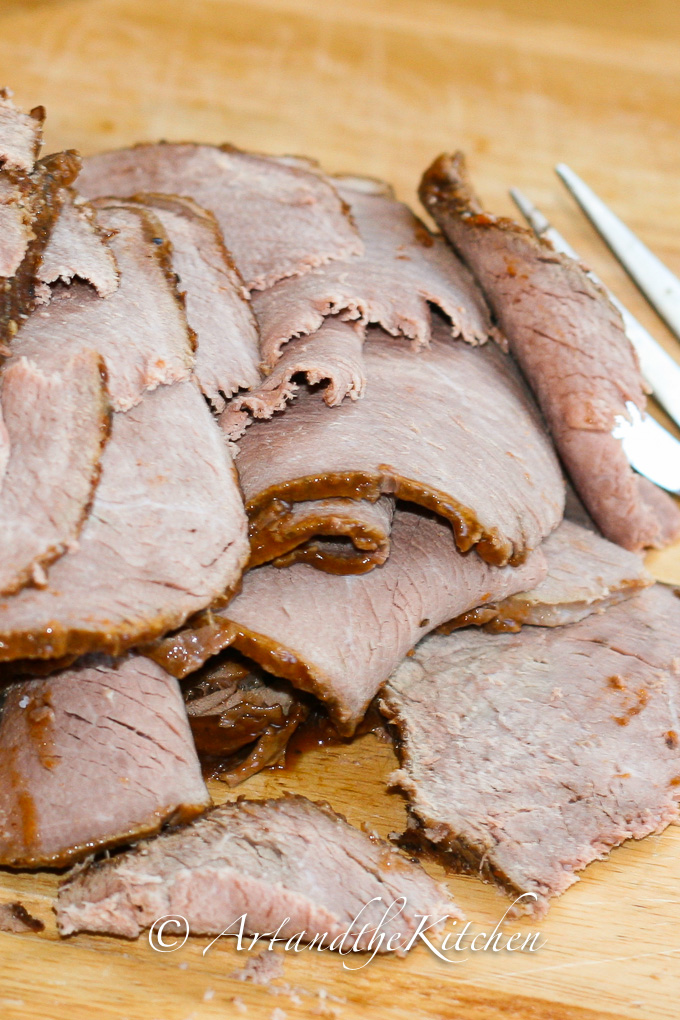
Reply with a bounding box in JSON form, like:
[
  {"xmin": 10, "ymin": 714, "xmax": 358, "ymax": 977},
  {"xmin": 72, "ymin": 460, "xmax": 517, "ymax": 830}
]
[{"xmin": 1, "ymin": 2, "xmax": 679, "ymax": 1018}]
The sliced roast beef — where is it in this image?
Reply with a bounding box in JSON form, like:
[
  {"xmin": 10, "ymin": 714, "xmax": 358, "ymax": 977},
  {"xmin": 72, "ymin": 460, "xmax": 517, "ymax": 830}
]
[
  {"xmin": 148, "ymin": 509, "xmax": 546, "ymax": 734},
  {"xmin": 185, "ymin": 658, "xmax": 308, "ymax": 786},
  {"xmin": 419, "ymin": 152, "xmax": 680, "ymax": 550},
  {"xmin": 446, "ymin": 518, "xmax": 652, "ymax": 632},
  {"xmin": 253, "ymin": 174, "xmax": 492, "ymax": 366},
  {"xmin": 56, "ymin": 795, "xmax": 456, "ymax": 942},
  {"xmin": 11, "ymin": 201, "xmax": 195, "ymax": 410},
  {"xmin": 221, "ymin": 317, "xmax": 365, "ymax": 440},
  {"xmin": 249, "ymin": 496, "xmax": 395, "ymax": 573},
  {"xmin": 0, "ymin": 654, "xmax": 210, "ymax": 868},
  {"xmin": 78, "ymin": 142, "xmax": 362, "ymax": 291},
  {"xmin": 36, "ymin": 191, "xmax": 118, "ymax": 298},
  {"xmin": 0, "ymin": 350, "xmax": 110, "ymax": 596},
  {"xmin": 0, "ymin": 89, "xmax": 43, "ymax": 173},
  {"xmin": 235, "ymin": 318, "xmax": 564, "ymax": 568},
  {"xmin": 0, "ymin": 379, "xmax": 249, "ymax": 662},
  {"xmin": 381, "ymin": 584, "xmax": 680, "ymax": 917},
  {"xmin": 1, "ymin": 151, "xmax": 81, "ymax": 343},
  {"xmin": 122, "ymin": 193, "xmax": 261, "ymax": 411}
]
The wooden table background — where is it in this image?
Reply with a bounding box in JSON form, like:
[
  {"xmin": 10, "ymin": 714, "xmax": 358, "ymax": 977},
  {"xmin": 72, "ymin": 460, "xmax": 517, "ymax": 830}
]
[{"xmin": 1, "ymin": 1, "xmax": 680, "ymax": 1018}]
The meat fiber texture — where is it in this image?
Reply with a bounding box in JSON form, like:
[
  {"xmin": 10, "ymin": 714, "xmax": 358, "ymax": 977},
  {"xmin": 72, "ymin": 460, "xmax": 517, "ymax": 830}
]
[
  {"xmin": 253, "ymin": 174, "xmax": 493, "ymax": 367},
  {"xmin": 0, "ymin": 88, "xmax": 43, "ymax": 173},
  {"xmin": 235, "ymin": 318, "xmax": 565, "ymax": 568},
  {"xmin": 78, "ymin": 142, "xmax": 363, "ymax": 291},
  {"xmin": 148, "ymin": 509, "xmax": 546, "ymax": 734},
  {"xmin": 11, "ymin": 201, "xmax": 195, "ymax": 411},
  {"xmin": 221, "ymin": 317, "xmax": 365, "ymax": 440},
  {"xmin": 381, "ymin": 584, "xmax": 680, "ymax": 917},
  {"xmin": 56, "ymin": 795, "xmax": 457, "ymax": 944},
  {"xmin": 0, "ymin": 350, "xmax": 110, "ymax": 596},
  {"xmin": 419, "ymin": 152, "xmax": 680, "ymax": 551},
  {"xmin": 447, "ymin": 518, "xmax": 652, "ymax": 632},
  {"xmin": 248, "ymin": 495, "xmax": 395, "ymax": 574},
  {"xmin": 0, "ymin": 379, "xmax": 249, "ymax": 662},
  {"xmin": 0, "ymin": 655, "xmax": 210, "ymax": 868},
  {"xmin": 36, "ymin": 190, "xmax": 119, "ymax": 299},
  {"xmin": 122, "ymin": 193, "xmax": 261, "ymax": 411}
]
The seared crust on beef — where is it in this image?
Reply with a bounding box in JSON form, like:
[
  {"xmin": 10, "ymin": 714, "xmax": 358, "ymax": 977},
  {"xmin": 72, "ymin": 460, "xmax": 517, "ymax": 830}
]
[
  {"xmin": 419, "ymin": 152, "xmax": 680, "ymax": 551},
  {"xmin": 381, "ymin": 585, "xmax": 680, "ymax": 917},
  {"xmin": 0, "ymin": 655, "xmax": 210, "ymax": 868},
  {"xmin": 78, "ymin": 142, "xmax": 363, "ymax": 291},
  {"xmin": 0, "ymin": 350, "xmax": 111, "ymax": 596}
]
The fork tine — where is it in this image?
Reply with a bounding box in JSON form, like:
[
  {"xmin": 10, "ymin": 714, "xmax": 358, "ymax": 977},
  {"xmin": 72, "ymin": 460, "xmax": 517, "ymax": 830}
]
[
  {"xmin": 510, "ymin": 187, "xmax": 680, "ymax": 432},
  {"xmin": 555, "ymin": 163, "xmax": 680, "ymax": 343}
]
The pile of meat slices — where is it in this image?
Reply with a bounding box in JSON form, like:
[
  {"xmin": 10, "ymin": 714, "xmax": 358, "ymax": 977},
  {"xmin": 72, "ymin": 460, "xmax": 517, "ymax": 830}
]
[{"xmin": 1, "ymin": 89, "xmax": 679, "ymax": 943}]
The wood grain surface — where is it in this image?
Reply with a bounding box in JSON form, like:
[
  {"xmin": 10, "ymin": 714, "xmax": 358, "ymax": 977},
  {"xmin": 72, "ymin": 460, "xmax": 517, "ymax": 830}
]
[{"xmin": 0, "ymin": 2, "xmax": 679, "ymax": 1019}]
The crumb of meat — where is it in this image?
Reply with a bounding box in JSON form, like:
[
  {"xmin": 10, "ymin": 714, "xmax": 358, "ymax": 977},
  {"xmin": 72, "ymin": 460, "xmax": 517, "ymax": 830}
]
[
  {"xmin": 232, "ymin": 998, "xmax": 247, "ymax": 1014},
  {"xmin": 229, "ymin": 950, "xmax": 284, "ymax": 985},
  {"xmin": 0, "ymin": 901, "xmax": 44, "ymax": 933},
  {"xmin": 271, "ymin": 1009, "xmax": 287, "ymax": 1020}
]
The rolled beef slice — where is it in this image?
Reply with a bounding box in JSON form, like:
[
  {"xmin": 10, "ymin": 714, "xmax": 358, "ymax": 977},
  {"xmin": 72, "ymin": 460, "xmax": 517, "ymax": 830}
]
[
  {"xmin": 56, "ymin": 795, "xmax": 457, "ymax": 944},
  {"xmin": 0, "ymin": 350, "xmax": 110, "ymax": 596},
  {"xmin": 220, "ymin": 317, "xmax": 366, "ymax": 440},
  {"xmin": 11, "ymin": 201, "xmax": 195, "ymax": 411},
  {"xmin": 381, "ymin": 584, "xmax": 680, "ymax": 917},
  {"xmin": 248, "ymin": 495, "xmax": 395, "ymax": 573},
  {"xmin": 446, "ymin": 518, "xmax": 652, "ymax": 632},
  {"xmin": 0, "ymin": 654, "xmax": 210, "ymax": 868},
  {"xmin": 0, "ymin": 379, "xmax": 249, "ymax": 662},
  {"xmin": 235, "ymin": 318, "xmax": 565, "ymax": 568},
  {"xmin": 0, "ymin": 89, "xmax": 44, "ymax": 173},
  {"xmin": 419, "ymin": 152, "xmax": 680, "ymax": 551},
  {"xmin": 36, "ymin": 191, "xmax": 119, "ymax": 298},
  {"xmin": 122, "ymin": 193, "xmax": 261, "ymax": 411},
  {"xmin": 148, "ymin": 509, "xmax": 546, "ymax": 734},
  {"xmin": 78, "ymin": 142, "xmax": 362, "ymax": 291},
  {"xmin": 1, "ymin": 150, "xmax": 81, "ymax": 343},
  {"xmin": 253, "ymin": 174, "xmax": 492, "ymax": 366}
]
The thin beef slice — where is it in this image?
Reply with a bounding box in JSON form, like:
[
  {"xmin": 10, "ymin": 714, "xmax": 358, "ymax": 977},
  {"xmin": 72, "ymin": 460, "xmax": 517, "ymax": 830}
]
[
  {"xmin": 123, "ymin": 193, "xmax": 261, "ymax": 411},
  {"xmin": 248, "ymin": 495, "xmax": 395, "ymax": 573},
  {"xmin": 36, "ymin": 191, "xmax": 118, "ymax": 298},
  {"xmin": 221, "ymin": 317, "xmax": 365, "ymax": 440},
  {"xmin": 78, "ymin": 142, "xmax": 362, "ymax": 291},
  {"xmin": 148, "ymin": 509, "xmax": 546, "ymax": 734},
  {"xmin": 253, "ymin": 174, "xmax": 492, "ymax": 366},
  {"xmin": 0, "ymin": 379, "xmax": 249, "ymax": 662},
  {"xmin": 419, "ymin": 152, "xmax": 680, "ymax": 551},
  {"xmin": 0, "ymin": 89, "xmax": 43, "ymax": 173},
  {"xmin": 0, "ymin": 350, "xmax": 110, "ymax": 596},
  {"xmin": 446, "ymin": 518, "xmax": 652, "ymax": 632},
  {"xmin": 56, "ymin": 795, "xmax": 457, "ymax": 944},
  {"xmin": 235, "ymin": 317, "xmax": 565, "ymax": 568},
  {"xmin": 0, "ymin": 655, "xmax": 210, "ymax": 868},
  {"xmin": 381, "ymin": 584, "xmax": 680, "ymax": 918},
  {"xmin": 11, "ymin": 201, "xmax": 195, "ymax": 411}
]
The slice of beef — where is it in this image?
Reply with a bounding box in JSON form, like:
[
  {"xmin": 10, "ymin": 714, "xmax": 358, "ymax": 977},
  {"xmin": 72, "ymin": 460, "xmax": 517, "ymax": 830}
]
[
  {"xmin": 0, "ymin": 654, "xmax": 210, "ymax": 868},
  {"xmin": 184, "ymin": 658, "xmax": 308, "ymax": 786},
  {"xmin": 381, "ymin": 584, "xmax": 680, "ymax": 918},
  {"xmin": 254, "ymin": 174, "xmax": 492, "ymax": 367},
  {"xmin": 445, "ymin": 518, "xmax": 652, "ymax": 632},
  {"xmin": 0, "ymin": 902, "xmax": 44, "ymax": 934},
  {"xmin": 0, "ymin": 350, "xmax": 110, "ymax": 596},
  {"xmin": 235, "ymin": 318, "xmax": 565, "ymax": 568},
  {"xmin": 419, "ymin": 152, "xmax": 680, "ymax": 550},
  {"xmin": 56, "ymin": 795, "xmax": 457, "ymax": 942},
  {"xmin": 0, "ymin": 89, "xmax": 44, "ymax": 173},
  {"xmin": 249, "ymin": 496, "xmax": 395, "ymax": 574},
  {"xmin": 36, "ymin": 190, "xmax": 118, "ymax": 298},
  {"xmin": 220, "ymin": 317, "xmax": 365, "ymax": 440},
  {"xmin": 78, "ymin": 142, "xmax": 362, "ymax": 291},
  {"xmin": 0, "ymin": 379, "xmax": 249, "ymax": 662},
  {"xmin": 1, "ymin": 151, "xmax": 81, "ymax": 344},
  {"xmin": 148, "ymin": 509, "xmax": 546, "ymax": 734},
  {"xmin": 10, "ymin": 201, "xmax": 195, "ymax": 410},
  {"xmin": 122, "ymin": 193, "xmax": 261, "ymax": 411}
]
